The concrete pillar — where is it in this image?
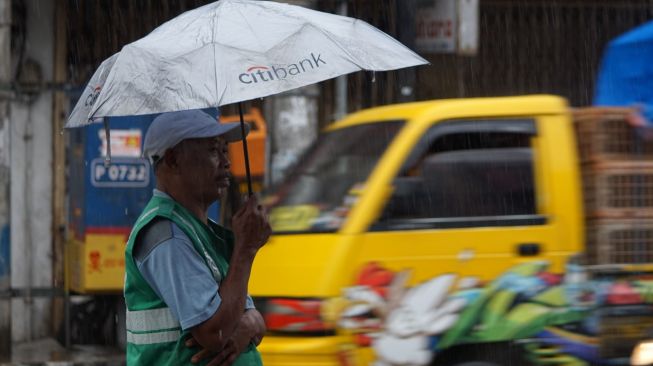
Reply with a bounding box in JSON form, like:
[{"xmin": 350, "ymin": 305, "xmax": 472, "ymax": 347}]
[
  {"xmin": 0, "ymin": 0, "xmax": 10, "ymax": 359},
  {"xmin": 265, "ymin": 86, "xmax": 319, "ymax": 186},
  {"xmin": 10, "ymin": 0, "xmax": 53, "ymax": 343}
]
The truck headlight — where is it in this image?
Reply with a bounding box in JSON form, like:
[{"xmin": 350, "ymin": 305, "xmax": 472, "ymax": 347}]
[{"xmin": 632, "ymin": 340, "xmax": 653, "ymax": 366}]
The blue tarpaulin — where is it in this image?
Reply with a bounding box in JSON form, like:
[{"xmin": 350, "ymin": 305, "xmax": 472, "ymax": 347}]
[
  {"xmin": 0, "ymin": 224, "xmax": 8, "ymax": 278},
  {"xmin": 594, "ymin": 20, "xmax": 653, "ymax": 123}
]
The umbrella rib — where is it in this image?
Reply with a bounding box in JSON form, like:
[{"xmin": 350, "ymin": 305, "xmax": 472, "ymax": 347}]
[
  {"xmin": 316, "ymin": 22, "xmax": 425, "ymax": 71},
  {"xmin": 234, "ymin": 5, "xmax": 267, "ymax": 51},
  {"xmin": 243, "ymin": 0, "xmax": 320, "ymax": 26},
  {"xmin": 312, "ymin": 26, "xmax": 364, "ymax": 69},
  {"xmin": 87, "ymin": 51, "xmax": 127, "ymax": 119},
  {"xmin": 212, "ymin": 4, "xmax": 230, "ymax": 106},
  {"xmin": 212, "ymin": 13, "xmax": 219, "ymax": 107},
  {"xmin": 139, "ymin": 2, "xmax": 221, "ymax": 46}
]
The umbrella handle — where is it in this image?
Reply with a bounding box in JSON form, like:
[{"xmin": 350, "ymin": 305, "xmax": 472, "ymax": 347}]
[
  {"xmin": 238, "ymin": 103, "xmax": 253, "ymax": 196},
  {"xmin": 103, "ymin": 119, "xmax": 111, "ymax": 167}
]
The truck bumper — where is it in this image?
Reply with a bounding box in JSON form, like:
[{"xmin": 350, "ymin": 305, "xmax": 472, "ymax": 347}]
[{"xmin": 258, "ymin": 335, "xmax": 371, "ymax": 366}]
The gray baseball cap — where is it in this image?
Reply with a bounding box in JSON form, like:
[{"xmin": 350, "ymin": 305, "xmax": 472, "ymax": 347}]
[{"xmin": 143, "ymin": 109, "xmax": 249, "ymax": 165}]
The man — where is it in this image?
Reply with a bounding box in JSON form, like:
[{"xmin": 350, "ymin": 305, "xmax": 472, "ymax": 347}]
[{"xmin": 124, "ymin": 109, "xmax": 271, "ymax": 365}]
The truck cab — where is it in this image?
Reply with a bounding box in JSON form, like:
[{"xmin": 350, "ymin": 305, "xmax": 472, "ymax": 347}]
[{"xmin": 251, "ymin": 95, "xmax": 586, "ymax": 365}]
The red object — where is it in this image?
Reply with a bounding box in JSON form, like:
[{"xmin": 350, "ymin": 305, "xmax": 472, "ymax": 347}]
[
  {"xmin": 373, "ymin": 286, "xmax": 389, "ymax": 298},
  {"xmin": 89, "ymin": 250, "xmax": 102, "ymax": 272},
  {"xmin": 355, "ymin": 334, "xmax": 372, "ymax": 347},
  {"xmin": 354, "ymin": 262, "xmax": 396, "ymax": 299},
  {"xmin": 356, "ymin": 262, "xmax": 395, "ymax": 299},
  {"xmin": 606, "ymin": 282, "xmax": 644, "ymax": 305},
  {"xmin": 357, "ymin": 262, "xmax": 394, "ymax": 287},
  {"xmin": 538, "ymin": 272, "xmax": 563, "ymax": 286},
  {"xmin": 264, "ymin": 298, "xmax": 330, "ymax": 332},
  {"xmin": 85, "ymin": 226, "xmax": 131, "ymax": 236}
]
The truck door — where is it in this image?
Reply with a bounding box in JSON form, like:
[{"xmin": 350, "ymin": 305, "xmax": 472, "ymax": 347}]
[{"xmin": 356, "ymin": 117, "xmax": 563, "ymax": 286}]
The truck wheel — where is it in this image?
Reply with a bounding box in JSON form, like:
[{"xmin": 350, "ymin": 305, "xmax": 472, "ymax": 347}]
[{"xmin": 431, "ymin": 342, "xmax": 529, "ymax": 366}]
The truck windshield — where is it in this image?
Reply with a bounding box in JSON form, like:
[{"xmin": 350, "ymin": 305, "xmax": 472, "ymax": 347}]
[{"xmin": 268, "ymin": 120, "xmax": 405, "ymax": 233}]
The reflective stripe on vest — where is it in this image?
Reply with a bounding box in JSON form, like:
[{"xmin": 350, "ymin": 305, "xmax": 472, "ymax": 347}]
[
  {"xmin": 126, "ymin": 307, "xmax": 180, "ymax": 332},
  {"xmin": 126, "ymin": 330, "xmax": 181, "ymax": 345}
]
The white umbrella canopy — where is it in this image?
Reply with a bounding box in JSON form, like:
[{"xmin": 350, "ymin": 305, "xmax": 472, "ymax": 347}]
[
  {"xmin": 67, "ymin": 53, "xmax": 120, "ymax": 128},
  {"xmin": 65, "ymin": 0, "xmax": 428, "ymax": 128}
]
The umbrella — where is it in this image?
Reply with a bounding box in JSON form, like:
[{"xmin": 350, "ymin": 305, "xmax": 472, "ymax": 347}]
[
  {"xmin": 66, "ymin": 0, "xmax": 428, "ymax": 194},
  {"xmin": 594, "ymin": 20, "xmax": 653, "ymax": 123},
  {"xmin": 68, "ymin": 53, "xmax": 120, "ymax": 161}
]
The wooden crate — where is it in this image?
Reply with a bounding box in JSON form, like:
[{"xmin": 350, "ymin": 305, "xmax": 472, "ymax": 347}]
[
  {"xmin": 573, "ymin": 107, "xmax": 653, "ymax": 163},
  {"xmin": 582, "ymin": 161, "xmax": 653, "ymax": 218},
  {"xmin": 586, "ymin": 219, "xmax": 653, "ymax": 265}
]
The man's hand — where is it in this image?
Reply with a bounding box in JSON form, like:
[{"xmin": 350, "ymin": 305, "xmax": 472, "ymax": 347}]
[
  {"xmin": 243, "ymin": 308, "xmax": 265, "ymax": 346},
  {"xmin": 187, "ymin": 309, "xmax": 266, "ymax": 365},
  {"xmin": 232, "ymin": 196, "xmax": 271, "ymax": 255},
  {"xmin": 186, "ymin": 329, "xmax": 249, "ymax": 366}
]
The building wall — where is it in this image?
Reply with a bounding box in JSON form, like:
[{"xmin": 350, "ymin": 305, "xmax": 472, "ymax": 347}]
[
  {"xmin": 417, "ymin": 0, "xmax": 653, "ymax": 106},
  {"xmin": 315, "ymin": 0, "xmax": 653, "ymax": 125},
  {"xmin": 9, "ymin": 0, "xmax": 53, "ymax": 342},
  {"xmin": 0, "ymin": 0, "xmax": 12, "ymax": 357}
]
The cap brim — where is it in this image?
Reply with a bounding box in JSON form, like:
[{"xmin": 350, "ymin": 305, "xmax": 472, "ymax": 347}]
[{"xmin": 219, "ymin": 122, "xmax": 250, "ymax": 142}]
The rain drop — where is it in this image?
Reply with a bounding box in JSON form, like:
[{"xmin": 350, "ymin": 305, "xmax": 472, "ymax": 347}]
[{"xmin": 371, "ymin": 71, "xmax": 376, "ymax": 83}]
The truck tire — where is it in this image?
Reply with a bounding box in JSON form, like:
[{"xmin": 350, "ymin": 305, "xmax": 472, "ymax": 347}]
[{"xmin": 431, "ymin": 342, "xmax": 528, "ymax": 366}]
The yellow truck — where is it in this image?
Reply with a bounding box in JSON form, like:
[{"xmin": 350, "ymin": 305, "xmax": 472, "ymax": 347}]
[{"xmin": 252, "ymin": 95, "xmax": 653, "ymax": 365}]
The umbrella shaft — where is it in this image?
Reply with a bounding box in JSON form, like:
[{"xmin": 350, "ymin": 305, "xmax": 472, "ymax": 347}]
[{"xmin": 238, "ymin": 103, "xmax": 253, "ymax": 196}]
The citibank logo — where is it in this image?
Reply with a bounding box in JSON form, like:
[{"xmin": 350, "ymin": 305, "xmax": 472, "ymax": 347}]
[
  {"xmin": 238, "ymin": 53, "xmax": 326, "ymax": 84},
  {"xmin": 85, "ymin": 85, "xmax": 102, "ymax": 107}
]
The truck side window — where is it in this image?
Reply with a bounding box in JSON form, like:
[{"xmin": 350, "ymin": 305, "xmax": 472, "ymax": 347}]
[{"xmin": 376, "ymin": 120, "xmax": 543, "ymax": 230}]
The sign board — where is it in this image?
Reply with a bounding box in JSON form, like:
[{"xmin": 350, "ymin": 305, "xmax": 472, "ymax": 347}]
[
  {"xmin": 69, "ymin": 232, "xmax": 129, "ymax": 293},
  {"xmin": 458, "ymin": 0, "xmax": 480, "ymax": 55},
  {"xmin": 90, "ymin": 157, "xmax": 150, "ymax": 188},
  {"xmin": 98, "ymin": 129, "xmax": 142, "ymax": 157},
  {"xmin": 415, "ymin": 0, "xmax": 479, "ymax": 55},
  {"xmin": 416, "ymin": 0, "xmax": 456, "ymax": 53}
]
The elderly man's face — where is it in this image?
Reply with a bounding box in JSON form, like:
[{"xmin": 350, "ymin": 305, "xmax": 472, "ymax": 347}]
[{"xmin": 175, "ymin": 136, "xmax": 231, "ymax": 202}]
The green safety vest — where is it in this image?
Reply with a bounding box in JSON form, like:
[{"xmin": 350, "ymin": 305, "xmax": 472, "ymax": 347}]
[{"xmin": 124, "ymin": 194, "xmax": 262, "ymax": 366}]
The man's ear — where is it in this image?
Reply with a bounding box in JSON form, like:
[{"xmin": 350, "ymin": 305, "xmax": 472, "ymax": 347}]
[{"xmin": 162, "ymin": 149, "xmax": 178, "ymax": 170}]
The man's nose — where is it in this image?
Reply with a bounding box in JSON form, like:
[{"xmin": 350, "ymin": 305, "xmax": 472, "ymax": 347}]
[{"xmin": 222, "ymin": 156, "xmax": 231, "ymax": 170}]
